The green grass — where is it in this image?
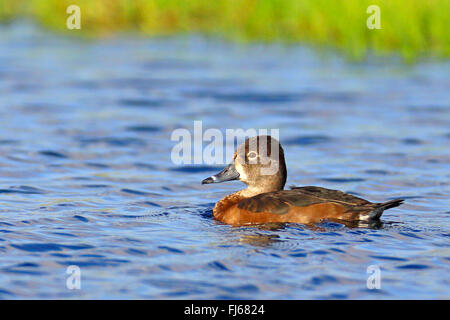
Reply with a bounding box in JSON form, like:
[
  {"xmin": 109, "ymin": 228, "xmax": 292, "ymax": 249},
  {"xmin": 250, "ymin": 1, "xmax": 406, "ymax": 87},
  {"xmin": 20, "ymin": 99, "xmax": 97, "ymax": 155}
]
[{"xmin": 1, "ymin": 0, "xmax": 449, "ymax": 61}]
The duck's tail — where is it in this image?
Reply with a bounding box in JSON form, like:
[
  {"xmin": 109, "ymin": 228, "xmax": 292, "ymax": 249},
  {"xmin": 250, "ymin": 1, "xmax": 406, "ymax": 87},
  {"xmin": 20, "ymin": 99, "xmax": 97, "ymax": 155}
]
[{"xmin": 369, "ymin": 199, "xmax": 404, "ymax": 220}]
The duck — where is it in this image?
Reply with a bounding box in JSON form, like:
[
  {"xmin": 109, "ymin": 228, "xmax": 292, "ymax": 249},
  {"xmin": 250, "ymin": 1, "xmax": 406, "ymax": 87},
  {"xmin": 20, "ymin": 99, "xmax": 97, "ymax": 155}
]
[{"xmin": 202, "ymin": 135, "xmax": 403, "ymax": 226}]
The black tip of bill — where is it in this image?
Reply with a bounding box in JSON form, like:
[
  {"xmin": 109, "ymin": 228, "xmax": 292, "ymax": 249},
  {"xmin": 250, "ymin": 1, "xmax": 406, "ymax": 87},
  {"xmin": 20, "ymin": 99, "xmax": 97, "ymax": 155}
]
[{"xmin": 201, "ymin": 177, "xmax": 215, "ymax": 184}]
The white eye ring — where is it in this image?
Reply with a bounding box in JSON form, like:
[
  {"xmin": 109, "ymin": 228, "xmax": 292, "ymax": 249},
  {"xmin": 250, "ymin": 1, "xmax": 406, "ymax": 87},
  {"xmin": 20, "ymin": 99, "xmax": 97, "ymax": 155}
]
[{"xmin": 248, "ymin": 151, "xmax": 257, "ymax": 159}]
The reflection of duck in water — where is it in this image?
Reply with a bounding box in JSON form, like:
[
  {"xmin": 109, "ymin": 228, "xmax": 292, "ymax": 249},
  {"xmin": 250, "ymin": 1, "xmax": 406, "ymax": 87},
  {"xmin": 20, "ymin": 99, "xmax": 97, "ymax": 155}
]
[{"xmin": 202, "ymin": 136, "xmax": 403, "ymax": 226}]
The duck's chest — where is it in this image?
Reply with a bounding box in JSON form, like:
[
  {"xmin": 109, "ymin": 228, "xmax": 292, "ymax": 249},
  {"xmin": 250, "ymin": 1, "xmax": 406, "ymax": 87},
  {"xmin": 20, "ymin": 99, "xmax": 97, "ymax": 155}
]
[
  {"xmin": 213, "ymin": 194, "xmax": 245, "ymax": 224},
  {"xmin": 213, "ymin": 193, "xmax": 288, "ymax": 225}
]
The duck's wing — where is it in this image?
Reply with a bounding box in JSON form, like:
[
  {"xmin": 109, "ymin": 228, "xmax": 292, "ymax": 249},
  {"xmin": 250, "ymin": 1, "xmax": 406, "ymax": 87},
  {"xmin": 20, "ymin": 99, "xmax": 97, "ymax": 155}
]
[
  {"xmin": 290, "ymin": 186, "xmax": 371, "ymax": 206},
  {"xmin": 237, "ymin": 186, "xmax": 371, "ymax": 215}
]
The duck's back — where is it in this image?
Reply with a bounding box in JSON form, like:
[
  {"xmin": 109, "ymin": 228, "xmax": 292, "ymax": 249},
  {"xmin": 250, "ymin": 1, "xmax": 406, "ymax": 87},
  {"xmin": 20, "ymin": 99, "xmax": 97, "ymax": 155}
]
[{"xmin": 216, "ymin": 186, "xmax": 403, "ymax": 225}]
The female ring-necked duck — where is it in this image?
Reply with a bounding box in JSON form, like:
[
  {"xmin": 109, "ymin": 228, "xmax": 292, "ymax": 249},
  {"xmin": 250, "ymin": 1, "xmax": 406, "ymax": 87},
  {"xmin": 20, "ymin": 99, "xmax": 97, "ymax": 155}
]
[{"xmin": 202, "ymin": 135, "xmax": 403, "ymax": 226}]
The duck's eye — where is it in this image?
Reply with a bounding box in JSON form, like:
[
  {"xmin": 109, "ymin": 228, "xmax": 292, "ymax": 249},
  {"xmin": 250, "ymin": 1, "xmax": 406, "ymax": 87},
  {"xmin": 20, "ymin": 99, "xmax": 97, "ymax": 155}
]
[{"xmin": 248, "ymin": 151, "xmax": 257, "ymax": 160}]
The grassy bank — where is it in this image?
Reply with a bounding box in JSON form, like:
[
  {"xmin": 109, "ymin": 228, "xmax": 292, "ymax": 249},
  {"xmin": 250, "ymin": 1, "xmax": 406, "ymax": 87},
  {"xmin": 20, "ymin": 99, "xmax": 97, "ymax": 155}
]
[{"xmin": 1, "ymin": 0, "xmax": 449, "ymax": 61}]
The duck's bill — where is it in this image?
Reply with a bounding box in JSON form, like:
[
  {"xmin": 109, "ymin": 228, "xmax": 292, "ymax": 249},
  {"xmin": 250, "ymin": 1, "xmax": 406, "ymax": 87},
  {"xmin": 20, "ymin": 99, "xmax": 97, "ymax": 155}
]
[{"xmin": 202, "ymin": 163, "xmax": 240, "ymax": 184}]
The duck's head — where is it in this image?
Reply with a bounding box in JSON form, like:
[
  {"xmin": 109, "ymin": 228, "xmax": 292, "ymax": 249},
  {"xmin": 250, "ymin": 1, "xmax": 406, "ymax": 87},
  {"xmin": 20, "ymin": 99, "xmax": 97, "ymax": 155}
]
[{"xmin": 202, "ymin": 135, "xmax": 287, "ymax": 195}]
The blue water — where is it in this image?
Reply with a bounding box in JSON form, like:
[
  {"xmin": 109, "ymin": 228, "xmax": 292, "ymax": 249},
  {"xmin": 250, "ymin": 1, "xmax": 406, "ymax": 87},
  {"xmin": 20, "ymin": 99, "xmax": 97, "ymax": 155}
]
[{"xmin": 0, "ymin": 23, "xmax": 449, "ymax": 299}]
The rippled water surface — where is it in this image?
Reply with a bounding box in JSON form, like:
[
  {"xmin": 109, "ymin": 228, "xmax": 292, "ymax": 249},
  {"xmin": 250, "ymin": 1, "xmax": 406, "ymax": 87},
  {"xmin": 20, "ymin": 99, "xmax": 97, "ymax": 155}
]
[{"xmin": 0, "ymin": 23, "xmax": 449, "ymax": 299}]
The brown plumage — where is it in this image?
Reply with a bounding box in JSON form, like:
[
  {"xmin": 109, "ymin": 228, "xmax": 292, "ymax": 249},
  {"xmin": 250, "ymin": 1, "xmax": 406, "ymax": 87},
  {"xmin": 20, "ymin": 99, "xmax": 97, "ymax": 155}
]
[{"xmin": 202, "ymin": 135, "xmax": 404, "ymax": 226}]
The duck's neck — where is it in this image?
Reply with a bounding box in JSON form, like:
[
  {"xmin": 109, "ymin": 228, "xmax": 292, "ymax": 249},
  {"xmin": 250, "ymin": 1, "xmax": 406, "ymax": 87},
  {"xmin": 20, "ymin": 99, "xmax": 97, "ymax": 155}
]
[{"xmin": 236, "ymin": 185, "xmax": 283, "ymax": 198}]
